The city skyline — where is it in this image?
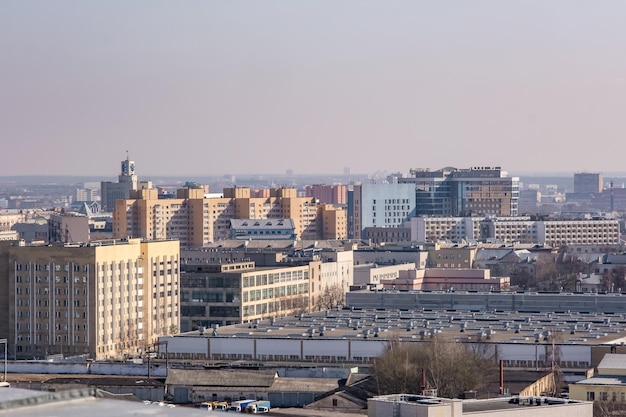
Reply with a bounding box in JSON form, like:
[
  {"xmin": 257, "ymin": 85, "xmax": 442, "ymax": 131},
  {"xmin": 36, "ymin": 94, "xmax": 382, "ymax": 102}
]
[{"xmin": 3, "ymin": 1, "xmax": 626, "ymax": 177}]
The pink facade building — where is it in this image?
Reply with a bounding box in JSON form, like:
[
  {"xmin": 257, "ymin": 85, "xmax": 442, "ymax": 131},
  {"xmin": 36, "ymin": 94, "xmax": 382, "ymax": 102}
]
[
  {"xmin": 381, "ymin": 268, "xmax": 510, "ymax": 291},
  {"xmin": 305, "ymin": 184, "xmax": 347, "ymax": 205}
]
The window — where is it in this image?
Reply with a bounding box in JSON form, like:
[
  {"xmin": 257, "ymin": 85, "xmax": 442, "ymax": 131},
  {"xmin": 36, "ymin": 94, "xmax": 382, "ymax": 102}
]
[
  {"xmin": 600, "ymin": 391, "xmax": 608, "ymax": 401},
  {"xmin": 587, "ymin": 392, "xmax": 595, "ymax": 401},
  {"xmin": 332, "ymin": 399, "xmax": 338, "ymax": 407}
]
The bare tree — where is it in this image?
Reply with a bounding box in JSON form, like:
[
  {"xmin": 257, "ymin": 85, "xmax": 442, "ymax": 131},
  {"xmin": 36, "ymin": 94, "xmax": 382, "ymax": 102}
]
[
  {"xmin": 315, "ymin": 284, "xmax": 346, "ymax": 311},
  {"xmin": 371, "ymin": 336, "xmax": 496, "ymax": 398}
]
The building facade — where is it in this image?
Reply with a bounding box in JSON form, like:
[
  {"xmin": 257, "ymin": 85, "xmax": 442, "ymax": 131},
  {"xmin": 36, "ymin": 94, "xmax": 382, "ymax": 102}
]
[
  {"xmin": 398, "ymin": 166, "xmax": 520, "ymax": 217},
  {"xmin": 305, "ymin": 184, "xmax": 347, "ymax": 205},
  {"xmin": 0, "ymin": 238, "xmax": 179, "ymax": 360},
  {"xmin": 180, "ymin": 261, "xmax": 319, "ymax": 330},
  {"xmin": 574, "ymin": 172, "xmax": 603, "ymax": 194},
  {"xmin": 350, "ymin": 182, "xmax": 416, "ymax": 239},
  {"xmin": 114, "ymin": 186, "xmax": 335, "ymax": 247},
  {"xmin": 410, "ymin": 216, "xmax": 620, "ymax": 246},
  {"xmin": 100, "ymin": 156, "xmax": 153, "ymax": 212}
]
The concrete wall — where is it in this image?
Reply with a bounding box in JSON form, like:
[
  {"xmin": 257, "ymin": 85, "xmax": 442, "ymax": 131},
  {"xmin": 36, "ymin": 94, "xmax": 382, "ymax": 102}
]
[
  {"xmin": 346, "ymin": 291, "xmax": 626, "ymax": 313},
  {"xmin": 1, "ymin": 361, "xmax": 167, "ymax": 377}
]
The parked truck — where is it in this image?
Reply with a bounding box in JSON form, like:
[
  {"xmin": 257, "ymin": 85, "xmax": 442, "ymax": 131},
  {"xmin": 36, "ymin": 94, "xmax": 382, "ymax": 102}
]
[
  {"xmin": 244, "ymin": 400, "xmax": 271, "ymax": 414},
  {"xmin": 228, "ymin": 399, "xmax": 255, "ymax": 412}
]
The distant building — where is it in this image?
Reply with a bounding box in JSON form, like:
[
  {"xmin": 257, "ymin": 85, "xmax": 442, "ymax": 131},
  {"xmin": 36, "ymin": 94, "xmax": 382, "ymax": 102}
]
[
  {"xmin": 574, "ymin": 172, "xmax": 603, "ymax": 194},
  {"xmin": 397, "ymin": 166, "xmax": 520, "ymax": 217},
  {"xmin": 100, "ymin": 155, "xmax": 152, "ymax": 212},
  {"xmin": 114, "ymin": 186, "xmax": 332, "ymax": 247},
  {"xmin": 0, "ymin": 238, "xmax": 180, "ymax": 360},
  {"xmin": 349, "ymin": 182, "xmax": 416, "ymax": 239},
  {"xmin": 363, "ymin": 226, "xmax": 411, "ymax": 245},
  {"xmin": 318, "ymin": 204, "xmax": 348, "ymax": 240},
  {"xmin": 410, "ymin": 216, "xmax": 620, "ymax": 246},
  {"xmin": 380, "ymin": 267, "xmax": 510, "ymax": 291},
  {"xmin": 305, "ymin": 184, "xmax": 347, "ymax": 205},
  {"xmin": 49, "ymin": 212, "xmax": 90, "ymax": 243},
  {"xmin": 229, "ymin": 218, "xmax": 296, "ymax": 240}
]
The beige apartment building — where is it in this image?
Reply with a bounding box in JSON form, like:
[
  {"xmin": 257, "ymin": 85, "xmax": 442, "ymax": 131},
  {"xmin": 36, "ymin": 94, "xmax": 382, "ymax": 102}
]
[
  {"xmin": 317, "ymin": 204, "xmax": 348, "ymax": 240},
  {"xmin": 114, "ymin": 186, "xmax": 344, "ymax": 248},
  {"xmin": 0, "ymin": 238, "xmax": 179, "ymax": 360}
]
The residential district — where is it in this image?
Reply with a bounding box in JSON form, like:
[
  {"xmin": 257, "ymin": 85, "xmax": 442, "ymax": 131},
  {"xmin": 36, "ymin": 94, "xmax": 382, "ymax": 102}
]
[{"xmin": 3, "ymin": 158, "xmax": 626, "ymax": 416}]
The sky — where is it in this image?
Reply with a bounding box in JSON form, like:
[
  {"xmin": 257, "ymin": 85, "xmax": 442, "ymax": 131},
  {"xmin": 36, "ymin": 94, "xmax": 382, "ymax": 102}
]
[{"xmin": 2, "ymin": 1, "xmax": 626, "ymax": 178}]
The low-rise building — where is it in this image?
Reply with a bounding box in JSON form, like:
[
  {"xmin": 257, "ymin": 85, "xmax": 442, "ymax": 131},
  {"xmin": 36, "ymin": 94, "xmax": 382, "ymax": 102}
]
[
  {"xmin": 368, "ymin": 394, "xmax": 592, "ymax": 417},
  {"xmin": 570, "ymin": 353, "xmax": 626, "ymax": 403}
]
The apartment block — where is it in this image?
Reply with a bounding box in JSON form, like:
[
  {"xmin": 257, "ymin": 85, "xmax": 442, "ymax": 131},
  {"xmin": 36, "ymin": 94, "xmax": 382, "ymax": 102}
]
[
  {"xmin": 114, "ymin": 186, "xmax": 332, "ymax": 247},
  {"xmin": 349, "ymin": 182, "xmax": 416, "ymax": 239},
  {"xmin": 0, "ymin": 238, "xmax": 179, "ymax": 360},
  {"xmin": 318, "ymin": 204, "xmax": 348, "ymax": 240}
]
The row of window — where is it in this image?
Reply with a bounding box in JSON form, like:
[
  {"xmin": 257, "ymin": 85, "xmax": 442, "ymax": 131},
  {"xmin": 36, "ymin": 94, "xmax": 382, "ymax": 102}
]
[
  {"xmin": 587, "ymin": 391, "xmax": 626, "ymax": 402},
  {"xmin": 15, "ymin": 264, "xmax": 88, "ymax": 272}
]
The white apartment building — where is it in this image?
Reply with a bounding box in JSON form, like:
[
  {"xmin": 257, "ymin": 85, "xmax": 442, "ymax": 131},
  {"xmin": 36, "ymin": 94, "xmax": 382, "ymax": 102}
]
[{"xmin": 411, "ymin": 216, "xmax": 620, "ymax": 246}]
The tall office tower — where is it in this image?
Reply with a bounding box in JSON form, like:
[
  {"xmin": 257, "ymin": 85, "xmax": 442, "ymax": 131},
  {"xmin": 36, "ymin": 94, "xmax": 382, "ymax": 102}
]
[
  {"xmin": 114, "ymin": 186, "xmax": 328, "ymax": 247},
  {"xmin": 305, "ymin": 184, "xmax": 347, "ymax": 204},
  {"xmin": 0, "ymin": 238, "xmax": 179, "ymax": 360},
  {"xmin": 398, "ymin": 166, "xmax": 520, "ymax": 217},
  {"xmin": 100, "ymin": 155, "xmax": 138, "ymax": 212},
  {"xmin": 574, "ymin": 172, "xmax": 603, "ymax": 194},
  {"xmin": 350, "ymin": 182, "xmax": 416, "ymax": 239},
  {"xmin": 100, "ymin": 155, "xmax": 153, "ymax": 212}
]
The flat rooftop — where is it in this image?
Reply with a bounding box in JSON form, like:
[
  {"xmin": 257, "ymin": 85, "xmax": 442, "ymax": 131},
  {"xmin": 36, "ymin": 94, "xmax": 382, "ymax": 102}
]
[
  {"xmin": 461, "ymin": 396, "xmax": 586, "ymax": 412},
  {"xmin": 185, "ymin": 307, "xmax": 626, "ymax": 346}
]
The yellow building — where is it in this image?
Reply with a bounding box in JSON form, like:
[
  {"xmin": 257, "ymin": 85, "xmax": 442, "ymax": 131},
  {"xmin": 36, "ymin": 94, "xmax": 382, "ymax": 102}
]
[
  {"xmin": 427, "ymin": 244, "xmax": 477, "ymax": 268},
  {"xmin": 570, "ymin": 353, "xmax": 626, "ymax": 403},
  {"xmin": 0, "ymin": 238, "xmax": 179, "ymax": 360},
  {"xmin": 114, "ymin": 186, "xmax": 343, "ymax": 247},
  {"xmin": 318, "ymin": 204, "xmax": 348, "ymax": 240}
]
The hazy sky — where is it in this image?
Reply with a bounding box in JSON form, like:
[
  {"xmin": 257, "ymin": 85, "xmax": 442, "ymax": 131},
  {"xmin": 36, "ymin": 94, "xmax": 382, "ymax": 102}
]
[{"xmin": 2, "ymin": 1, "xmax": 626, "ymax": 178}]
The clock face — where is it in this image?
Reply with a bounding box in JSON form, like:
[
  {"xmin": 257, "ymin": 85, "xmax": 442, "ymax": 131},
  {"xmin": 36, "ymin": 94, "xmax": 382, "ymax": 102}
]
[{"xmin": 130, "ymin": 163, "xmax": 135, "ymax": 172}]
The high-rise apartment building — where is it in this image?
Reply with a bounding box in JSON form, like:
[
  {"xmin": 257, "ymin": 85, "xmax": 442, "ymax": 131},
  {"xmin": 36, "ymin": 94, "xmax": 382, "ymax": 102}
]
[
  {"xmin": 0, "ymin": 238, "xmax": 179, "ymax": 360},
  {"xmin": 398, "ymin": 166, "xmax": 520, "ymax": 217},
  {"xmin": 349, "ymin": 182, "xmax": 417, "ymax": 239},
  {"xmin": 114, "ymin": 186, "xmax": 335, "ymax": 247}
]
